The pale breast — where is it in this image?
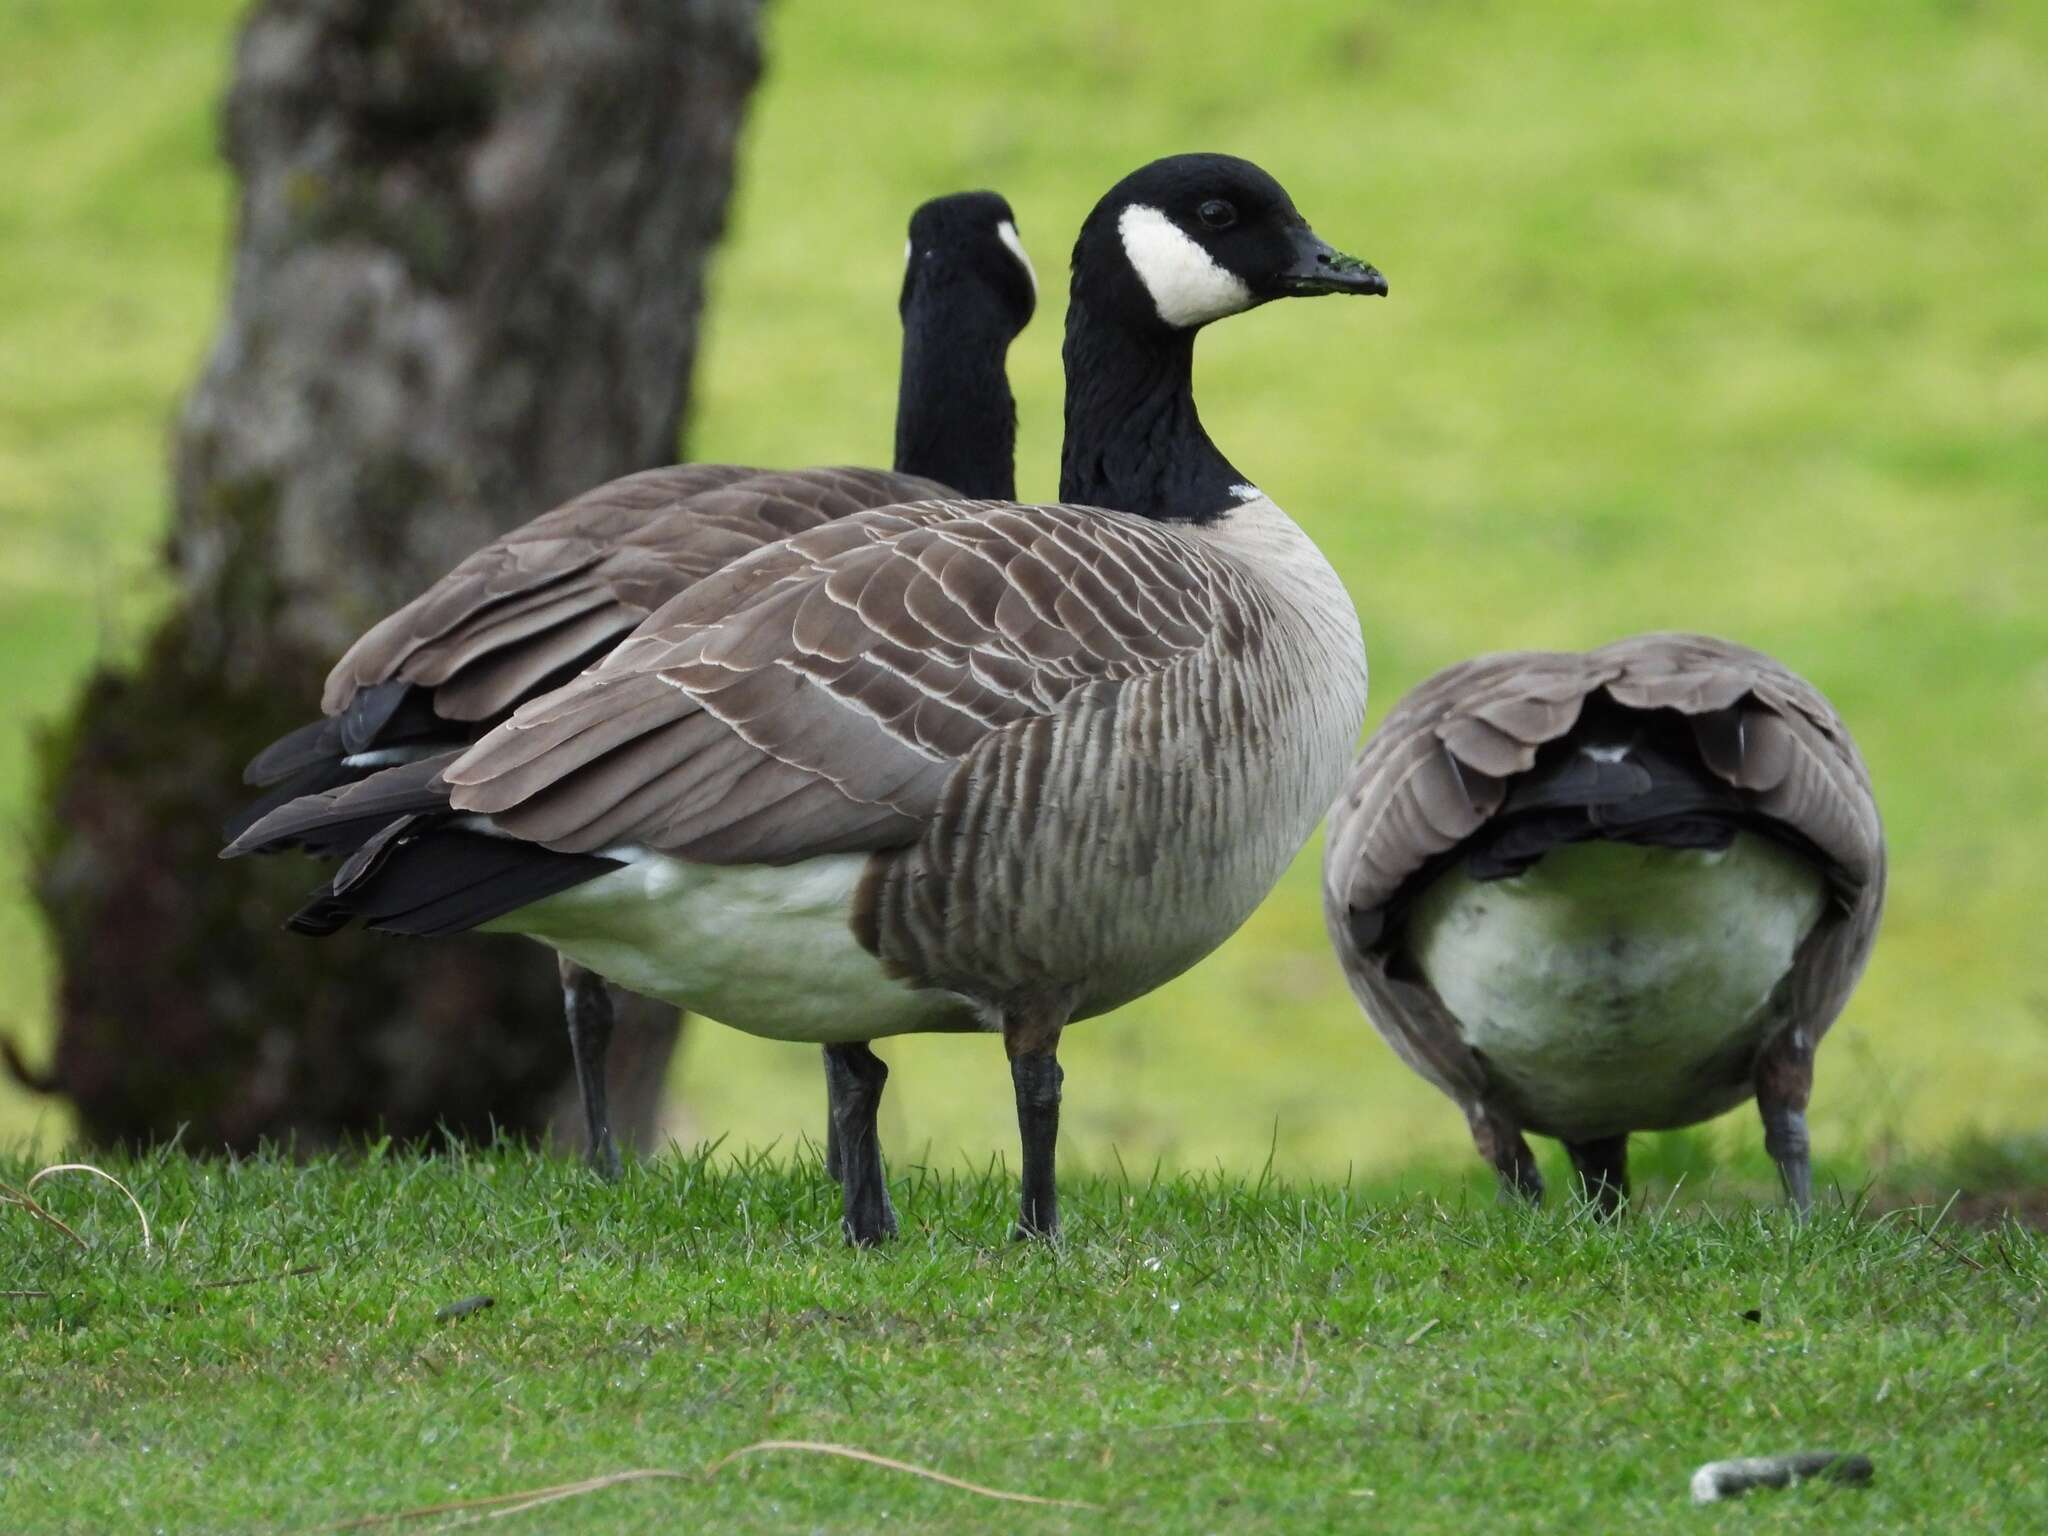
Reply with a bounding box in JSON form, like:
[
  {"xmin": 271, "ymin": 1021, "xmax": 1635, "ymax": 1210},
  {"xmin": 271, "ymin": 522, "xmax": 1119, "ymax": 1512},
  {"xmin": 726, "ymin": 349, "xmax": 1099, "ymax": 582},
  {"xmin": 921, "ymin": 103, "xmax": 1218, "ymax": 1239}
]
[{"xmin": 1407, "ymin": 835, "xmax": 1827, "ymax": 1139}]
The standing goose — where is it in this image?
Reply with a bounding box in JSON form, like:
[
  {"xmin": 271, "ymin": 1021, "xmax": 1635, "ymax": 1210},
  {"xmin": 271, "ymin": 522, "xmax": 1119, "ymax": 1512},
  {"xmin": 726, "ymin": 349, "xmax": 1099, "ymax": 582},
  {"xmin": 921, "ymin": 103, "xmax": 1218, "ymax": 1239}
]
[
  {"xmin": 1322, "ymin": 633, "xmax": 1884, "ymax": 1214},
  {"xmin": 229, "ymin": 191, "xmax": 1039, "ymax": 1176},
  {"xmin": 229, "ymin": 153, "xmax": 1386, "ymax": 1244}
]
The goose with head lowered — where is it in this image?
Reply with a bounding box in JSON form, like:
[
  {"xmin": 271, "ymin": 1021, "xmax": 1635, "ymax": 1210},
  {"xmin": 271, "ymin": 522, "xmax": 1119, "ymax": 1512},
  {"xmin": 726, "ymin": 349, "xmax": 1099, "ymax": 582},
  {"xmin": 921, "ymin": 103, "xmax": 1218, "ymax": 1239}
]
[
  {"xmin": 228, "ymin": 153, "xmax": 1387, "ymax": 1245},
  {"xmin": 227, "ymin": 190, "xmax": 1039, "ymax": 1178},
  {"xmin": 1322, "ymin": 634, "xmax": 1884, "ymax": 1214}
]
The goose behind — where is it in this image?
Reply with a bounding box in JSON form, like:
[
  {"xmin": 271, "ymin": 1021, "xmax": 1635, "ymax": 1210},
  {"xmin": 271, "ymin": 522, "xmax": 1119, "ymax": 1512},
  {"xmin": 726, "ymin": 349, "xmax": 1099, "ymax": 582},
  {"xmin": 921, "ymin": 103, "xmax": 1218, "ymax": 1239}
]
[
  {"xmin": 228, "ymin": 191, "xmax": 1039, "ymax": 1175},
  {"xmin": 234, "ymin": 191, "xmax": 1037, "ymax": 824}
]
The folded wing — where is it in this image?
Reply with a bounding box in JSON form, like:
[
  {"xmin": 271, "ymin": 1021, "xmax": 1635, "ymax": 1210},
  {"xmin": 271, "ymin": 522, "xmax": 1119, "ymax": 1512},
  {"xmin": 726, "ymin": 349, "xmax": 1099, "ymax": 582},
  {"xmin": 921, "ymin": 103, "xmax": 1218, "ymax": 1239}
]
[
  {"xmin": 319, "ymin": 465, "xmax": 955, "ymax": 728},
  {"xmin": 439, "ymin": 500, "xmax": 1227, "ymax": 865}
]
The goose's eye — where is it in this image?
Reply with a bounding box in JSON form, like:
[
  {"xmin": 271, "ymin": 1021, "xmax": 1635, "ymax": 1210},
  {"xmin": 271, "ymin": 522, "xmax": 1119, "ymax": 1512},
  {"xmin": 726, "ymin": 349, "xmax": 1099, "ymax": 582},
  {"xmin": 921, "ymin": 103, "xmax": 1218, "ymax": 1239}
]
[{"xmin": 1197, "ymin": 199, "xmax": 1237, "ymax": 230}]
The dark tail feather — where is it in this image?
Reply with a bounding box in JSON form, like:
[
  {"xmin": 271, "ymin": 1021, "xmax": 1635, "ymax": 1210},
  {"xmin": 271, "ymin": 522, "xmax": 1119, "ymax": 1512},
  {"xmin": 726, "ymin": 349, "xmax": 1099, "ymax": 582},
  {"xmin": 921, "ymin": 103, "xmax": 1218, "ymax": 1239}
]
[
  {"xmin": 289, "ymin": 828, "xmax": 620, "ymax": 938},
  {"xmin": 223, "ymin": 753, "xmax": 461, "ymax": 861},
  {"xmin": 233, "ymin": 736, "xmax": 620, "ymax": 940},
  {"xmin": 243, "ymin": 716, "xmax": 344, "ymax": 787},
  {"xmin": 1497, "ymin": 749, "xmax": 1653, "ymax": 816},
  {"xmin": 242, "ymin": 683, "xmax": 425, "ymax": 786},
  {"xmin": 1467, "ymin": 727, "xmax": 1748, "ymax": 881},
  {"xmin": 237, "ymin": 683, "xmax": 479, "ymax": 839},
  {"xmin": 286, "ymin": 881, "xmax": 359, "ymax": 937},
  {"xmin": 243, "ymin": 682, "xmax": 464, "ymax": 787},
  {"xmin": 222, "ymin": 758, "xmax": 361, "ymax": 844},
  {"xmin": 335, "ymin": 679, "xmax": 435, "ymax": 756}
]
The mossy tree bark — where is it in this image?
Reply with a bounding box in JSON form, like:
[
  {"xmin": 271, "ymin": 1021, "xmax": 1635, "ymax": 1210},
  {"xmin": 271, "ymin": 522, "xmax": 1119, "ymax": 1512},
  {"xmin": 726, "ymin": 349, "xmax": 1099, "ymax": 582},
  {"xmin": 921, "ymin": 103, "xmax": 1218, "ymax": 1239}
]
[{"xmin": 27, "ymin": 0, "xmax": 761, "ymax": 1152}]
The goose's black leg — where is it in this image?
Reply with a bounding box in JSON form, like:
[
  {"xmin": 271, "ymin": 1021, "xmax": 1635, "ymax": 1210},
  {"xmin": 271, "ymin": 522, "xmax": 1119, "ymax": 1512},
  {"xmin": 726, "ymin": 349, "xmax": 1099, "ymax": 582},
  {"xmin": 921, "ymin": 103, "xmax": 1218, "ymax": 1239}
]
[
  {"xmin": 1756, "ymin": 1029, "xmax": 1816, "ymax": 1217},
  {"xmin": 1002, "ymin": 1003, "xmax": 1069, "ymax": 1241},
  {"xmin": 1565, "ymin": 1134, "xmax": 1630, "ymax": 1219},
  {"xmin": 823, "ymin": 1042, "xmax": 896, "ymax": 1246},
  {"xmin": 823, "ymin": 1105, "xmax": 844, "ymax": 1182},
  {"xmin": 560, "ymin": 956, "xmax": 622, "ymax": 1179},
  {"xmin": 1467, "ymin": 1102, "xmax": 1544, "ymax": 1204},
  {"xmin": 821, "ymin": 1045, "xmax": 843, "ymax": 1184}
]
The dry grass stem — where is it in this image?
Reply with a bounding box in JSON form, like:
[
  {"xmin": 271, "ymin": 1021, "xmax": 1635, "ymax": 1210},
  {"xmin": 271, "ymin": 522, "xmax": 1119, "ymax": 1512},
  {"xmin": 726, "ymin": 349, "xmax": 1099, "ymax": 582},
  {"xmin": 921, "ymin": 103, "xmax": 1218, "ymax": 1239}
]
[
  {"xmin": 0, "ymin": 1179, "xmax": 88, "ymax": 1252},
  {"xmin": 306, "ymin": 1440, "xmax": 1100, "ymax": 1533},
  {"xmin": 24, "ymin": 1162, "xmax": 155, "ymax": 1254},
  {"xmin": 705, "ymin": 1439, "xmax": 1103, "ymax": 1509},
  {"xmin": 197, "ymin": 1264, "xmax": 323, "ymax": 1290},
  {"xmin": 301, "ymin": 1473, "xmax": 688, "ymax": 1533}
]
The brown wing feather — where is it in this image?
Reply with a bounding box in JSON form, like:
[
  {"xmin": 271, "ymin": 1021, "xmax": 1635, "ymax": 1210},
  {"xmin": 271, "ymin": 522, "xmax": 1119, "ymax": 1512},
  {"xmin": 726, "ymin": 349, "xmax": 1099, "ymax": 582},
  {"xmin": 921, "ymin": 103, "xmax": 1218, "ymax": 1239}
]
[
  {"xmin": 1323, "ymin": 632, "xmax": 1885, "ymax": 1106},
  {"xmin": 319, "ymin": 465, "xmax": 955, "ymax": 719},
  {"xmin": 442, "ymin": 502, "xmax": 1229, "ymax": 864}
]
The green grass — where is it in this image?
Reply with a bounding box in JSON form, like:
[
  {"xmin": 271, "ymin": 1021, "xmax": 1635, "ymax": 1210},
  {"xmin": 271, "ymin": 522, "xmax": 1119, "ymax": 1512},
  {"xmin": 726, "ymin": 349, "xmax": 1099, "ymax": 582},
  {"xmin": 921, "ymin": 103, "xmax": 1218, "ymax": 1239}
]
[
  {"xmin": 6, "ymin": 9, "xmax": 2042, "ymax": 1532},
  {"xmin": 4, "ymin": 0, "xmax": 2048, "ymax": 1171},
  {"xmin": 3, "ymin": 1147, "xmax": 2043, "ymax": 1534}
]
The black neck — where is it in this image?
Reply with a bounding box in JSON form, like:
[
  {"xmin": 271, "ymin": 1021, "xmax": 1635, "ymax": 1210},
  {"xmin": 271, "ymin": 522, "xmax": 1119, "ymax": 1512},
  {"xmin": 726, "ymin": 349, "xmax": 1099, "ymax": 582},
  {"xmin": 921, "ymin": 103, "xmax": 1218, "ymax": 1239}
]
[
  {"xmin": 1058, "ymin": 290, "xmax": 1248, "ymax": 522},
  {"xmin": 893, "ymin": 298, "xmax": 1018, "ymax": 501}
]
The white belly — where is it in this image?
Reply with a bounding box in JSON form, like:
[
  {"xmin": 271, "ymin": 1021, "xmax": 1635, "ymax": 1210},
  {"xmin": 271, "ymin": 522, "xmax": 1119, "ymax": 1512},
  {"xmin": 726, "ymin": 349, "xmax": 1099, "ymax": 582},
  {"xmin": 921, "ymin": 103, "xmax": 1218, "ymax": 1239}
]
[
  {"xmin": 484, "ymin": 852, "xmax": 977, "ymax": 1043},
  {"xmin": 1408, "ymin": 834, "xmax": 1826, "ymax": 1139}
]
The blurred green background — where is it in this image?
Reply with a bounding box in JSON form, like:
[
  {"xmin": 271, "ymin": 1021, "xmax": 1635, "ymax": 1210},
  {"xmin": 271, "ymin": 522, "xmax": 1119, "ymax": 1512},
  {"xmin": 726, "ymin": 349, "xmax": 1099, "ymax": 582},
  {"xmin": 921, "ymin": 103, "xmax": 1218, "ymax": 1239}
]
[{"xmin": 3, "ymin": 0, "xmax": 2044, "ymax": 1176}]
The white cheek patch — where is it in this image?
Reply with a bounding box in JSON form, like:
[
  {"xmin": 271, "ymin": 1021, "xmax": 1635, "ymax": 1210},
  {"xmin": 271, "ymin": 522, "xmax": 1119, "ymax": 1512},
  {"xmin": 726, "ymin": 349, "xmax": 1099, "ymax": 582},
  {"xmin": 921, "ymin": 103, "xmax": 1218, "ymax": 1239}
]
[
  {"xmin": 995, "ymin": 218, "xmax": 1037, "ymax": 301},
  {"xmin": 1118, "ymin": 204, "xmax": 1252, "ymax": 328},
  {"xmin": 904, "ymin": 236, "xmax": 914, "ymax": 272}
]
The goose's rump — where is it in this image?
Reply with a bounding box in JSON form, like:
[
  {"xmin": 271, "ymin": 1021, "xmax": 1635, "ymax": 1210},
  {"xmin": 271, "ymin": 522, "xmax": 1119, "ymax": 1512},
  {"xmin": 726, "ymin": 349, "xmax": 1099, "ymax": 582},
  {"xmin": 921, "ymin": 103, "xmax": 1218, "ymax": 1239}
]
[{"xmin": 1324, "ymin": 633, "xmax": 1885, "ymax": 1120}]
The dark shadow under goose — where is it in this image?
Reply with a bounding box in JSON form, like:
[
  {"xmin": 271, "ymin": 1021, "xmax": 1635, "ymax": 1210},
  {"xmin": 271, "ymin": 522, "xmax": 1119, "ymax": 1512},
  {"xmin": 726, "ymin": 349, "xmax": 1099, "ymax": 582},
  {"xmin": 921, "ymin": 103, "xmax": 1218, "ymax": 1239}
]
[
  {"xmin": 227, "ymin": 191, "xmax": 1038, "ymax": 1177},
  {"xmin": 227, "ymin": 153, "xmax": 1387, "ymax": 1245},
  {"xmin": 1322, "ymin": 632, "xmax": 1885, "ymax": 1214}
]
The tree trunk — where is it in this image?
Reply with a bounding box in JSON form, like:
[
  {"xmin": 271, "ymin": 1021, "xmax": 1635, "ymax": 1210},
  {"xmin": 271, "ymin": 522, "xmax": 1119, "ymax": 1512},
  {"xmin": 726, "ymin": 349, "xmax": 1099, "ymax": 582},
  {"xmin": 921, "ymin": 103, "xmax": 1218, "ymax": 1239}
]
[{"xmin": 26, "ymin": 0, "xmax": 761, "ymax": 1153}]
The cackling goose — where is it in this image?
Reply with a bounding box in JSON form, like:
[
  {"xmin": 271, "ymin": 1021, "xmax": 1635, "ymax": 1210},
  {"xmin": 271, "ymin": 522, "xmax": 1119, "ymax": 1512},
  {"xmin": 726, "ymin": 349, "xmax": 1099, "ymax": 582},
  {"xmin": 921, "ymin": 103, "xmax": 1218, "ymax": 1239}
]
[{"xmin": 1322, "ymin": 633, "xmax": 1884, "ymax": 1214}]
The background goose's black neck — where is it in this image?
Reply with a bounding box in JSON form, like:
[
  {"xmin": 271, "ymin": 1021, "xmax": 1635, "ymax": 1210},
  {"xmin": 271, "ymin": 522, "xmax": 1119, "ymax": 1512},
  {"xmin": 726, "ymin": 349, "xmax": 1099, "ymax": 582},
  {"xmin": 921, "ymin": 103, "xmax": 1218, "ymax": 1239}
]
[
  {"xmin": 1058, "ymin": 290, "xmax": 1248, "ymax": 523},
  {"xmin": 893, "ymin": 289, "xmax": 1018, "ymax": 501}
]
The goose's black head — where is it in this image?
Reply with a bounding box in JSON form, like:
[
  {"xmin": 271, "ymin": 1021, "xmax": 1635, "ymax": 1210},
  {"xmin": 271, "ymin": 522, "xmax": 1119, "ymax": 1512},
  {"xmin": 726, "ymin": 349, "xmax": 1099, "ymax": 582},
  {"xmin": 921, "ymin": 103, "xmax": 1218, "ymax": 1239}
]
[
  {"xmin": 900, "ymin": 190, "xmax": 1037, "ymax": 341},
  {"xmin": 893, "ymin": 190, "xmax": 1034, "ymax": 500},
  {"xmin": 1059, "ymin": 155, "xmax": 1384, "ymax": 521},
  {"xmin": 1072, "ymin": 153, "xmax": 1385, "ymax": 334}
]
